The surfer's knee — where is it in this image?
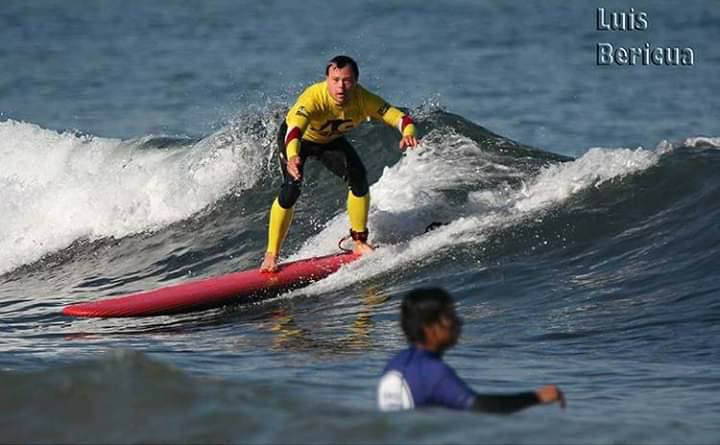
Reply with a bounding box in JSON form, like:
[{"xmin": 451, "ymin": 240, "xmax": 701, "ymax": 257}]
[
  {"xmin": 349, "ymin": 180, "xmax": 368, "ymax": 197},
  {"xmin": 278, "ymin": 182, "xmax": 301, "ymax": 208},
  {"xmin": 348, "ymin": 171, "xmax": 369, "ymax": 197},
  {"xmin": 344, "ymin": 155, "xmax": 368, "ymax": 197}
]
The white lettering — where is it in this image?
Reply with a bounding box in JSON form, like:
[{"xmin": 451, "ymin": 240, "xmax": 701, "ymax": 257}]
[
  {"xmin": 597, "ymin": 43, "xmax": 614, "ymax": 65},
  {"xmin": 596, "ymin": 42, "xmax": 695, "ymax": 66}
]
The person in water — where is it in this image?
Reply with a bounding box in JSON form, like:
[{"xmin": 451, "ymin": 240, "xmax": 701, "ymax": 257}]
[
  {"xmin": 378, "ymin": 287, "xmax": 566, "ymax": 413},
  {"xmin": 260, "ymin": 55, "xmax": 419, "ymax": 272}
]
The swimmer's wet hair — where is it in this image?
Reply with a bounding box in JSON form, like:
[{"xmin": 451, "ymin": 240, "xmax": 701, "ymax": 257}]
[
  {"xmin": 325, "ymin": 55, "xmax": 359, "ymax": 80},
  {"xmin": 401, "ymin": 287, "xmax": 455, "ymax": 343}
]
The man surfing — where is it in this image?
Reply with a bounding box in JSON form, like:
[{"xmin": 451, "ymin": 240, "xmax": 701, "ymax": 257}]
[{"xmin": 261, "ymin": 55, "xmax": 419, "ymax": 272}]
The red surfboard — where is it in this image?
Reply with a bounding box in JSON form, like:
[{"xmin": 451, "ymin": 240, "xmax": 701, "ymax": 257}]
[{"xmin": 62, "ymin": 252, "xmax": 359, "ymax": 318}]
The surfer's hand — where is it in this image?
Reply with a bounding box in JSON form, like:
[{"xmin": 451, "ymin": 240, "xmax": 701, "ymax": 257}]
[
  {"xmin": 399, "ymin": 135, "xmax": 418, "ymax": 151},
  {"xmin": 287, "ymin": 156, "xmax": 302, "ymax": 180},
  {"xmin": 535, "ymin": 385, "xmax": 566, "ymax": 409}
]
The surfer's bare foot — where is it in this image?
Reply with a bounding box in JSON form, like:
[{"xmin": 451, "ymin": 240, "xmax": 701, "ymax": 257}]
[
  {"xmin": 353, "ymin": 241, "xmax": 374, "ymax": 255},
  {"xmin": 260, "ymin": 252, "xmax": 278, "ymax": 273}
]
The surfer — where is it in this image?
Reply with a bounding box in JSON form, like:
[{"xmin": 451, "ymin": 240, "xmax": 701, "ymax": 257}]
[
  {"xmin": 378, "ymin": 287, "xmax": 566, "ymax": 413},
  {"xmin": 260, "ymin": 55, "xmax": 419, "ymax": 272}
]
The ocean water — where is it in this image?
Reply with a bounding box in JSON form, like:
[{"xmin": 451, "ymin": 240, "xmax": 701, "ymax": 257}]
[{"xmin": 1, "ymin": 1, "xmax": 719, "ymax": 444}]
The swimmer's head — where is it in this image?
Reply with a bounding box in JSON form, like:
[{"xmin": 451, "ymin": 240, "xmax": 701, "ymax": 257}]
[{"xmin": 401, "ymin": 287, "xmax": 462, "ymax": 353}]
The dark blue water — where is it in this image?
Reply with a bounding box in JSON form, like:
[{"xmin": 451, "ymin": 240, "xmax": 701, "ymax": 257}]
[{"xmin": 2, "ymin": 1, "xmax": 719, "ymax": 444}]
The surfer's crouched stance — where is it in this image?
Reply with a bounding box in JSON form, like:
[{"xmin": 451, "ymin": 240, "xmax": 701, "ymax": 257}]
[
  {"xmin": 378, "ymin": 288, "xmax": 567, "ymax": 413},
  {"xmin": 261, "ymin": 55, "xmax": 419, "ymax": 272}
]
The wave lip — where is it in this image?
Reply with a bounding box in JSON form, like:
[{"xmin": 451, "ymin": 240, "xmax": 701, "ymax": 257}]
[{"xmin": 513, "ymin": 145, "xmax": 660, "ymax": 213}]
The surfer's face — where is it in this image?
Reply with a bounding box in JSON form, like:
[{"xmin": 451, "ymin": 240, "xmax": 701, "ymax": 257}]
[
  {"xmin": 327, "ymin": 64, "xmax": 356, "ymax": 105},
  {"xmin": 439, "ymin": 308, "xmax": 462, "ymax": 350},
  {"xmin": 424, "ymin": 307, "xmax": 462, "ymax": 353}
]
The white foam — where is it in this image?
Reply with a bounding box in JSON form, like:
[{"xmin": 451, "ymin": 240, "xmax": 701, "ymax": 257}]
[
  {"xmin": 512, "ymin": 146, "xmax": 659, "ymax": 213},
  {"xmin": 288, "ymin": 138, "xmax": 665, "ymax": 296},
  {"xmin": 680, "ymin": 137, "xmax": 720, "ymax": 149},
  {"xmin": 655, "ymin": 136, "xmax": 720, "ymax": 152},
  {"xmin": 290, "ymin": 129, "xmax": 522, "ymax": 259},
  {"xmin": 0, "ymin": 120, "xmax": 265, "ymax": 275}
]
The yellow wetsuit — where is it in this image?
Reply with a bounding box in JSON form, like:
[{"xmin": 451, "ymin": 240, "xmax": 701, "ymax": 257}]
[
  {"xmin": 267, "ymin": 80, "xmax": 416, "ymax": 257},
  {"xmin": 283, "ymin": 81, "xmax": 416, "ymax": 157}
]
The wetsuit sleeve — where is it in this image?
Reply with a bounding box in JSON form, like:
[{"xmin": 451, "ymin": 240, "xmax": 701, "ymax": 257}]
[
  {"xmin": 362, "ymin": 90, "xmax": 416, "ymax": 138},
  {"xmin": 429, "ymin": 365, "xmax": 477, "ymax": 410},
  {"xmin": 471, "ymin": 392, "xmax": 541, "ymax": 414},
  {"xmin": 284, "ymin": 90, "xmax": 316, "ymax": 158}
]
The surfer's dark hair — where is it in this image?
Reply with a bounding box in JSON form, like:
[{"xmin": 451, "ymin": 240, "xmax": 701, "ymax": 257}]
[
  {"xmin": 325, "ymin": 55, "xmax": 359, "ymax": 80},
  {"xmin": 401, "ymin": 287, "xmax": 455, "ymax": 343}
]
